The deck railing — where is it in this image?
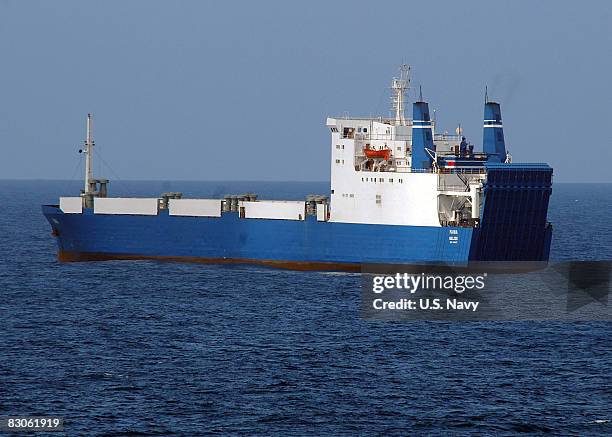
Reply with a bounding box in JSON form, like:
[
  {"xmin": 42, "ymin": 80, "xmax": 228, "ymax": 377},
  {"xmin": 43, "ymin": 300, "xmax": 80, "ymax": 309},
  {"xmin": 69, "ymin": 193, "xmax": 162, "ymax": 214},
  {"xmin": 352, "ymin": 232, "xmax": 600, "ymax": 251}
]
[{"xmin": 342, "ymin": 133, "xmax": 463, "ymax": 142}]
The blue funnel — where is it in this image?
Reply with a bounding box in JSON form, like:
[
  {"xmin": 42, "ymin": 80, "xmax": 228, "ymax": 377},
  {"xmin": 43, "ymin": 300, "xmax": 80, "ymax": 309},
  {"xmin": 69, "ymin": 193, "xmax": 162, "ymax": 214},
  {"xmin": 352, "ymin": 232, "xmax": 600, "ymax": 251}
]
[
  {"xmin": 483, "ymin": 102, "xmax": 506, "ymax": 162},
  {"xmin": 411, "ymin": 101, "xmax": 435, "ymax": 170}
]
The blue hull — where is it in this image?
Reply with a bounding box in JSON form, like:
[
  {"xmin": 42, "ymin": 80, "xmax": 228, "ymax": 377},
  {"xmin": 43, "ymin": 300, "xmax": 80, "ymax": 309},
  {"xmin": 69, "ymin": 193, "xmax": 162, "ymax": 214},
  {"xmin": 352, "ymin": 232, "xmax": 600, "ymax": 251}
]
[
  {"xmin": 43, "ymin": 207, "xmax": 476, "ymax": 268},
  {"xmin": 42, "ymin": 210, "xmax": 552, "ymax": 270}
]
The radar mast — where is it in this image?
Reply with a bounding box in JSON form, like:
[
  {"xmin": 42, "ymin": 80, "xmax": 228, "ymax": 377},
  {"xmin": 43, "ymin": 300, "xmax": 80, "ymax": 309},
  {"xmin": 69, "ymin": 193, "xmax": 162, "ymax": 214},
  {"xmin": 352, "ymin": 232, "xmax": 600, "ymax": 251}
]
[
  {"xmin": 392, "ymin": 64, "xmax": 410, "ymax": 125},
  {"xmin": 84, "ymin": 113, "xmax": 94, "ymax": 194}
]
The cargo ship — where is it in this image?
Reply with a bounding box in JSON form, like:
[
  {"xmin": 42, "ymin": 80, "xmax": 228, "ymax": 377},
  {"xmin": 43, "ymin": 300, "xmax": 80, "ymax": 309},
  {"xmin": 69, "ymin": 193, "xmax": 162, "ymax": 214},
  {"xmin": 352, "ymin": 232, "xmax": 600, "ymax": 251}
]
[{"xmin": 43, "ymin": 66, "xmax": 553, "ymax": 270}]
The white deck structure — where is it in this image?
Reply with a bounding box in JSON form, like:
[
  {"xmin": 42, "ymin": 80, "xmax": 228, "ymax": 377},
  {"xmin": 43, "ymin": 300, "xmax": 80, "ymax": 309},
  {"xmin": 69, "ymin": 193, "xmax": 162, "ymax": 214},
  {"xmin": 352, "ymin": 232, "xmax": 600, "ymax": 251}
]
[{"xmin": 327, "ymin": 66, "xmax": 486, "ymax": 227}]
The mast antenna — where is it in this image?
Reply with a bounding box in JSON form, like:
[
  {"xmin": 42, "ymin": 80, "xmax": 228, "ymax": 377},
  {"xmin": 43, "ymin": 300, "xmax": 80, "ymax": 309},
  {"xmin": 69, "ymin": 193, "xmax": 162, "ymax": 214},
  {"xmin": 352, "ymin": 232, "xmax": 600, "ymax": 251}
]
[
  {"xmin": 84, "ymin": 113, "xmax": 94, "ymax": 194},
  {"xmin": 391, "ymin": 64, "xmax": 410, "ymax": 125},
  {"xmin": 485, "ymin": 85, "xmax": 489, "ymax": 103}
]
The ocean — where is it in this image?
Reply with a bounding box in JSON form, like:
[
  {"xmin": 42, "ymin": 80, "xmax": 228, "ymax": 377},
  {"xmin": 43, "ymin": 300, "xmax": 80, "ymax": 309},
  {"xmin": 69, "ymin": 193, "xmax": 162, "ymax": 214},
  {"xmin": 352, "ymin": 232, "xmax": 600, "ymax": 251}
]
[{"xmin": 1, "ymin": 181, "xmax": 611, "ymax": 435}]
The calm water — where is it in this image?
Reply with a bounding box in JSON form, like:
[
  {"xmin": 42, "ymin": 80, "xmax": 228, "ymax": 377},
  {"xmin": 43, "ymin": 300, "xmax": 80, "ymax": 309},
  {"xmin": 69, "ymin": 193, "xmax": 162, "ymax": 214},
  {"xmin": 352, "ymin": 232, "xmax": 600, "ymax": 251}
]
[{"xmin": 1, "ymin": 181, "xmax": 611, "ymax": 435}]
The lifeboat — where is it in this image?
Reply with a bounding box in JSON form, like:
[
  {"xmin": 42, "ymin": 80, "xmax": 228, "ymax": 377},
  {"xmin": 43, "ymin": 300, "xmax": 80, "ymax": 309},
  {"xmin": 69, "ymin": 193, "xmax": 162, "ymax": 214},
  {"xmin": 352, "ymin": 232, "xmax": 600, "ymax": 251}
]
[{"xmin": 364, "ymin": 146, "xmax": 391, "ymax": 160}]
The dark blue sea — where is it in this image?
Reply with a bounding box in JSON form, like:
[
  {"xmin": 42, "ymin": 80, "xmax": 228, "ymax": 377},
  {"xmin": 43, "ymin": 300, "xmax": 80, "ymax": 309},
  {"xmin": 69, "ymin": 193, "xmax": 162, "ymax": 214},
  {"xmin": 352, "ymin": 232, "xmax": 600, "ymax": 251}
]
[{"xmin": 1, "ymin": 180, "xmax": 611, "ymax": 436}]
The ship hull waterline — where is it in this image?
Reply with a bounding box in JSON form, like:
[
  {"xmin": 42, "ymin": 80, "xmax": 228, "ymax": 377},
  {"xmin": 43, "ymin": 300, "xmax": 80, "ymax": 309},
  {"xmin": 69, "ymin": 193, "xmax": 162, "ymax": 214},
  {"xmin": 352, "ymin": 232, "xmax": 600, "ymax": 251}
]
[{"xmin": 43, "ymin": 205, "xmax": 552, "ymax": 272}]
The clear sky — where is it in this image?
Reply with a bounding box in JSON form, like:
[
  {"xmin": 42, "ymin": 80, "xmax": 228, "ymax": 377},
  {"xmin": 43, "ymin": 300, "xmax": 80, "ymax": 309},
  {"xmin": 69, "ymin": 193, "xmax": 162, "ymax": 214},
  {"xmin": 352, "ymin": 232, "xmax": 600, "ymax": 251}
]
[{"xmin": 1, "ymin": 0, "xmax": 610, "ymax": 182}]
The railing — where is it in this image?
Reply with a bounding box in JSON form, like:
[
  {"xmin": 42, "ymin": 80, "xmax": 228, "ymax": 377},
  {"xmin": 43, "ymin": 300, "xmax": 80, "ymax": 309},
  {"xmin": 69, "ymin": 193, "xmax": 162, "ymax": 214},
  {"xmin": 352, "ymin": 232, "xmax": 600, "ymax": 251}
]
[
  {"xmin": 334, "ymin": 115, "xmax": 398, "ymax": 123},
  {"xmin": 437, "ymin": 151, "xmax": 489, "ymax": 159},
  {"xmin": 439, "ymin": 168, "xmax": 487, "ymax": 174},
  {"xmin": 354, "ymin": 166, "xmax": 486, "ymax": 175},
  {"xmin": 343, "ymin": 133, "xmax": 408, "ymax": 140},
  {"xmin": 439, "ymin": 185, "xmax": 470, "ymax": 192},
  {"xmin": 434, "ymin": 134, "xmax": 462, "ymax": 142},
  {"xmin": 341, "ymin": 133, "xmax": 463, "ymax": 142},
  {"xmin": 354, "ymin": 166, "xmax": 434, "ymax": 174}
]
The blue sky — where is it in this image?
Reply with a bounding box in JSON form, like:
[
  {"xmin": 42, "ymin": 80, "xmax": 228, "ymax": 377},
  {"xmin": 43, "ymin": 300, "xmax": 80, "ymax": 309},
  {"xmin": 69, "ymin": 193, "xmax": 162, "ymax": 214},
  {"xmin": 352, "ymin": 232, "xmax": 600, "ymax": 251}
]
[{"xmin": 1, "ymin": 0, "xmax": 610, "ymax": 182}]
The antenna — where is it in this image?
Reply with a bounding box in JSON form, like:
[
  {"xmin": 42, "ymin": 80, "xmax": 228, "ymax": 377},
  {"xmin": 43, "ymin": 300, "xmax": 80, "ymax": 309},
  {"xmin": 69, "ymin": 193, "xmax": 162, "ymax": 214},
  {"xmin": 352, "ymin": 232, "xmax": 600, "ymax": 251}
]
[
  {"xmin": 485, "ymin": 85, "xmax": 489, "ymax": 103},
  {"xmin": 391, "ymin": 64, "xmax": 411, "ymax": 125},
  {"xmin": 84, "ymin": 113, "xmax": 94, "ymax": 194},
  {"xmin": 456, "ymin": 123, "xmax": 463, "ymax": 136},
  {"xmin": 432, "ymin": 108, "xmax": 436, "ymax": 134},
  {"xmin": 419, "ymin": 85, "xmax": 423, "ymax": 101}
]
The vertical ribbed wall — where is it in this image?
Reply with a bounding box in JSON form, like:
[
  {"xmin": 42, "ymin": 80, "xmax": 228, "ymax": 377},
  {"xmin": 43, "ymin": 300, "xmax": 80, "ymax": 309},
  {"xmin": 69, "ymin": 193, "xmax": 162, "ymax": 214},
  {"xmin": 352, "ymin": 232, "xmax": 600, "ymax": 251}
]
[{"xmin": 470, "ymin": 163, "xmax": 553, "ymax": 261}]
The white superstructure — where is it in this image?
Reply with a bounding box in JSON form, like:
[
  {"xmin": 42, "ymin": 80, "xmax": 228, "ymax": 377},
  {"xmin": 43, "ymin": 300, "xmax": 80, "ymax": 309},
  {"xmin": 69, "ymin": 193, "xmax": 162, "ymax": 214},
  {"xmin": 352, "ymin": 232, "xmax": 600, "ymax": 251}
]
[{"xmin": 327, "ymin": 66, "xmax": 487, "ymax": 227}]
